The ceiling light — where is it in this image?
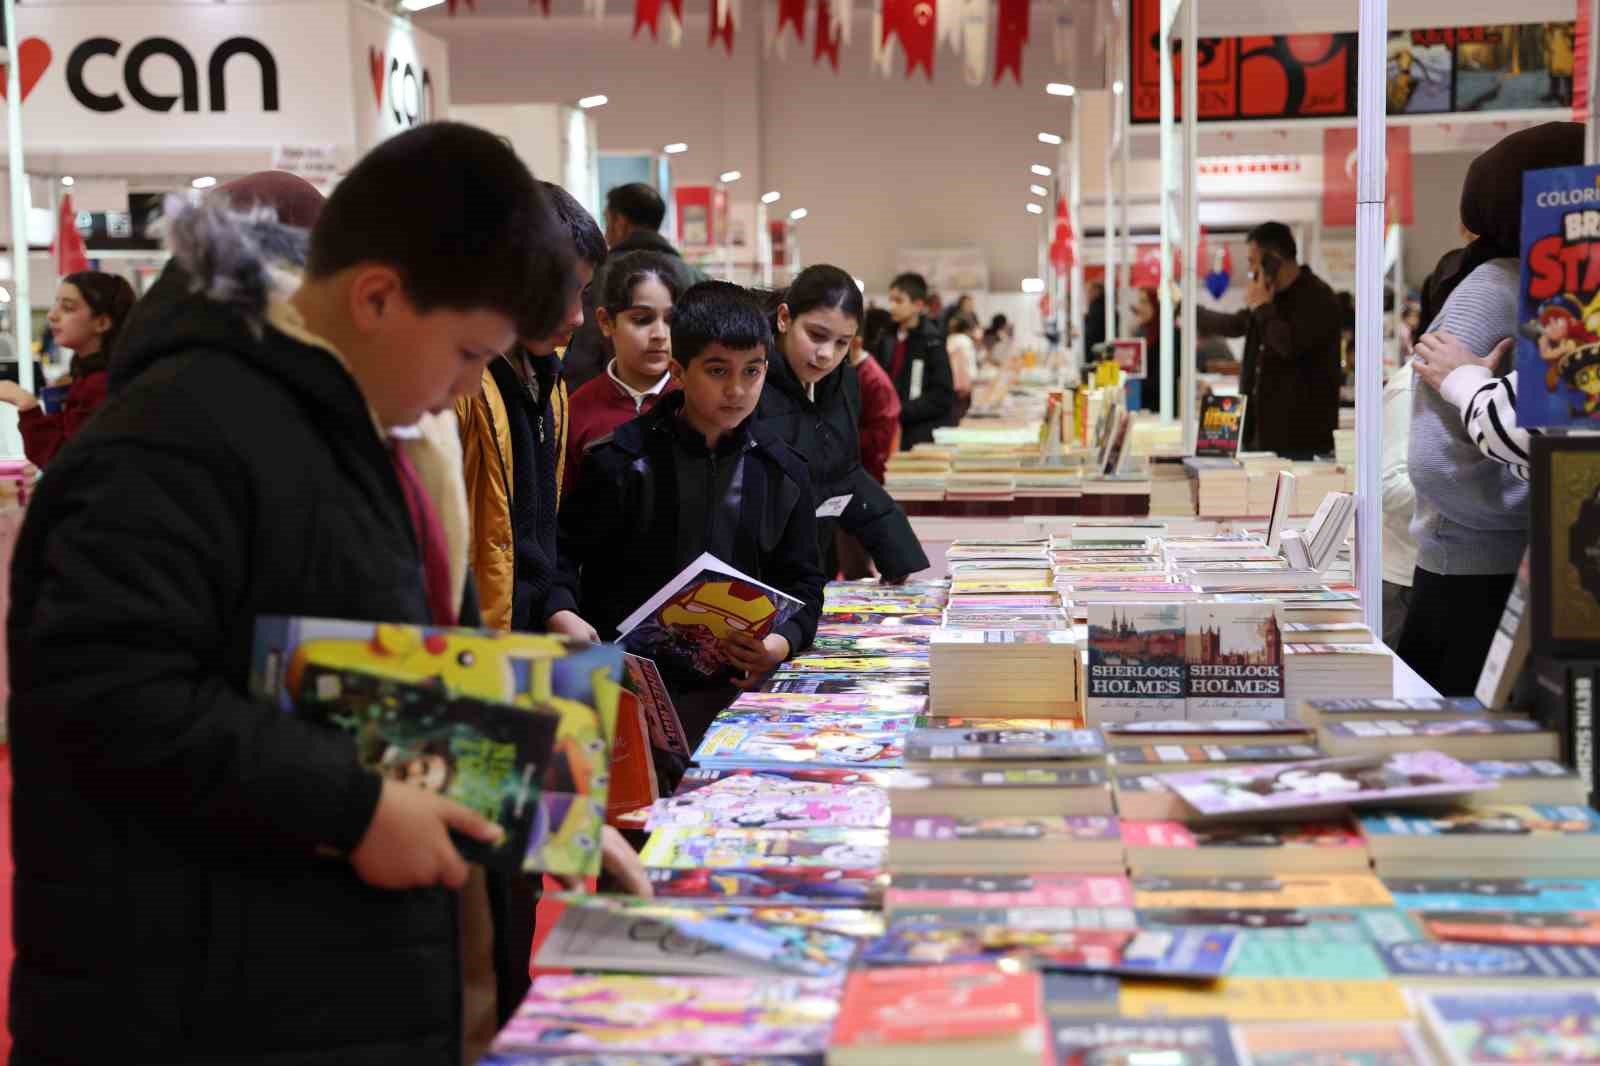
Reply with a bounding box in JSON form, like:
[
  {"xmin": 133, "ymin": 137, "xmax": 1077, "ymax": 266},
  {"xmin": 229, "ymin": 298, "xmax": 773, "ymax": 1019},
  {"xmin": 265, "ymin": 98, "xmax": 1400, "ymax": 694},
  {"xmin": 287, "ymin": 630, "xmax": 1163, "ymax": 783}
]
[
  {"xmin": 577, "ymin": 94, "xmax": 609, "ymax": 109},
  {"xmin": 1022, "ymin": 277, "xmax": 1045, "ymax": 293},
  {"xmin": 663, "ymin": 142, "xmax": 688, "ymax": 154},
  {"xmin": 1046, "ymin": 82, "xmax": 1076, "ymax": 97},
  {"xmin": 1038, "ymin": 132, "xmax": 1063, "ymax": 145},
  {"xmin": 1112, "ymin": 80, "xmax": 1126, "ymax": 95},
  {"xmin": 1026, "ymin": 203, "xmax": 1044, "ymax": 215},
  {"xmin": 720, "ymin": 170, "xmax": 742, "ymax": 183},
  {"xmin": 761, "ymin": 190, "xmax": 782, "ymax": 204},
  {"xmin": 192, "ymin": 176, "xmax": 218, "ymax": 190},
  {"xmin": 1030, "ymin": 184, "xmax": 1048, "ymax": 197},
  {"xmin": 60, "ymin": 176, "xmax": 74, "ymax": 187},
  {"xmin": 1030, "ymin": 164, "xmax": 1052, "ymax": 177},
  {"xmin": 401, "ymin": 0, "xmax": 446, "ymax": 10},
  {"xmin": 789, "ymin": 208, "xmax": 808, "ymax": 221}
]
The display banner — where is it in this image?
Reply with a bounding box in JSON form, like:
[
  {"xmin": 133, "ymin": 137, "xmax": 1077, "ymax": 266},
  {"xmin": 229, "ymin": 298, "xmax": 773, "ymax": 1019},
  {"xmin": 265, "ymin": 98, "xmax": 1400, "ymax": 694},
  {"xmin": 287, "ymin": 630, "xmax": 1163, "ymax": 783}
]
[
  {"xmin": 992, "ymin": 0, "xmax": 1026, "ymax": 85},
  {"xmin": 1321, "ymin": 126, "xmax": 1414, "ymax": 227},
  {"xmin": 349, "ymin": 4, "xmax": 451, "ymax": 155},
  {"xmin": 882, "ymin": 0, "xmax": 936, "ymax": 79},
  {"xmin": 815, "ymin": 0, "xmax": 843, "ymax": 69}
]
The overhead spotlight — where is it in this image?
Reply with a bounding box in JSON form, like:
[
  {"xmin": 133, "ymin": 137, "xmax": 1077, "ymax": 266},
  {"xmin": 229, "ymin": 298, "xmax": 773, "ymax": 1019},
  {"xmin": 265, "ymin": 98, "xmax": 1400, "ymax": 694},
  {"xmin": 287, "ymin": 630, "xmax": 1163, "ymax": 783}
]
[
  {"xmin": 401, "ymin": 0, "xmax": 446, "ymax": 10},
  {"xmin": 1021, "ymin": 278, "xmax": 1045, "ymax": 293},
  {"xmin": 1030, "ymin": 184, "xmax": 1048, "ymax": 197},
  {"xmin": 1046, "ymin": 82, "xmax": 1076, "ymax": 97},
  {"xmin": 60, "ymin": 176, "xmax": 75, "ymax": 187},
  {"xmin": 192, "ymin": 176, "xmax": 218, "ymax": 190},
  {"xmin": 761, "ymin": 190, "xmax": 782, "ymax": 204},
  {"xmin": 789, "ymin": 208, "xmax": 808, "ymax": 221},
  {"xmin": 720, "ymin": 170, "xmax": 742, "ymax": 183},
  {"xmin": 663, "ymin": 142, "xmax": 688, "ymax": 154},
  {"xmin": 1026, "ymin": 203, "xmax": 1044, "ymax": 215},
  {"xmin": 1030, "ymin": 164, "xmax": 1052, "ymax": 177},
  {"xmin": 577, "ymin": 94, "xmax": 609, "ymax": 109},
  {"xmin": 1038, "ymin": 132, "xmax": 1063, "ymax": 145},
  {"xmin": 1112, "ymin": 80, "xmax": 1126, "ymax": 95}
]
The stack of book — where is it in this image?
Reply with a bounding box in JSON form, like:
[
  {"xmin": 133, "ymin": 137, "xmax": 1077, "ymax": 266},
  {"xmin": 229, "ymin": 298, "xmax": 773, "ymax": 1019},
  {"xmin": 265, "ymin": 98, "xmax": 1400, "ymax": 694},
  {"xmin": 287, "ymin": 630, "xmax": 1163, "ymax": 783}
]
[
  {"xmin": 1284, "ymin": 642, "xmax": 1395, "ymax": 707},
  {"xmin": 1184, "ymin": 456, "xmax": 1250, "ymax": 516},
  {"xmin": 927, "ymin": 629, "xmax": 1081, "ymax": 717}
]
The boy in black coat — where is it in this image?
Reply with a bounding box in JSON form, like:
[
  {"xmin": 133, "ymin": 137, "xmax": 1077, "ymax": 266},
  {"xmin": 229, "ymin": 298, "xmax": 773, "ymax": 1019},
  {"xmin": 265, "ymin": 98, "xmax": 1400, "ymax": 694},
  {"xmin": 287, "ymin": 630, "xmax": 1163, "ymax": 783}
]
[
  {"xmin": 552, "ymin": 282, "xmax": 826, "ymax": 744},
  {"xmin": 7, "ymin": 125, "xmax": 575, "ymax": 1066},
  {"xmin": 872, "ymin": 271, "xmax": 955, "ymax": 449}
]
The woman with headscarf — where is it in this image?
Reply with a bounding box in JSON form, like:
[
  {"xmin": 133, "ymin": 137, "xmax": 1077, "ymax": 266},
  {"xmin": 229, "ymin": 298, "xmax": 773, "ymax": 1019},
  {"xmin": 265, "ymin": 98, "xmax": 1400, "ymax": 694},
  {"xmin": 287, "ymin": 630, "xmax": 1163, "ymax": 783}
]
[{"xmin": 1398, "ymin": 122, "xmax": 1584, "ymax": 696}]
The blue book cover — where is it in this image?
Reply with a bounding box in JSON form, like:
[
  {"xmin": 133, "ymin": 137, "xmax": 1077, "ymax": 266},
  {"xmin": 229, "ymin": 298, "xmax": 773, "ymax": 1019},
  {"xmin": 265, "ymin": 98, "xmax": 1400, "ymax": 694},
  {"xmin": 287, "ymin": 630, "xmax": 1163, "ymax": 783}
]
[
  {"xmin": 1422, "ymin": 988, "xmax": 1600, "ymax": 1065},
  {"xmin": 1381, "ymin": 939, "xmax": 1600, "ymax": 981},
  {"xmin": 1384, "ymin": 877, "xmax": 1600, "ymax": 912},
  {"xmin": 1518, "ymin": 163, "xmax": 1600, "ymax": 428}
]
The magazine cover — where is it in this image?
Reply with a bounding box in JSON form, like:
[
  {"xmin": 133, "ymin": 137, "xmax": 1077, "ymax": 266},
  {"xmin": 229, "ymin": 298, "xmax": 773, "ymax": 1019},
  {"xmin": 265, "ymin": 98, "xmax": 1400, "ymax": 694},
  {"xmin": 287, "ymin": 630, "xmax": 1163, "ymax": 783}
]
[
  {"xmin": 692, "ymin": 719, "xmax": 907, "ymax": 770},
  {"xmin": 491, "ymin": 975, "xmax": 843, "ymax": 1058},
  {"xmin": 623, "ymin": 653, "xmax": 689, "ymax": 757},
  {"xmin": 885, "ymin": 873, "xmax": 1134, "ymax": 911},
  {"xmin": 1419, "ymin": 909, "xmax": 1600, "ymax": 946},
  {"xmin": 616, "ymin": 552, "xmax": 804, "ymax": 678},
  {"xmin": 293, "ymin": 665, "xmax": 556, "ymax": 873},
  {"xmin": 1164, "ymin": 752, "xmax": 1495, "ymax": 819},
  {"xmin": 1517, "ymin": 164, "xmax": 1600, "ymax": 430},
  {"xmin": 1053, "ymin": 1018, "xmax": 1241, "ymax": 1066},
  {"xmin": 820, "ymin": 604, "xmax": 943, "ymax": 626},
  {"xmin": 890, "ymin": 766, "xmax": 1108, "ymax": 792},
  {"xmin": 904, "ymin": 727, "xmax": 1106, "ymax": 763},
  {"xmin": 643, "ymin": 768, "xmax": 892, "ymax": 830},
  {"xmin": 757, "ymin": 673, "xmax": 930, "ymax": 697},
  {"xmin": 1087, "ymin": 602, "xmax": 1188, "ymax": 722},
  {"xmin": 1384, "ymin": 877, "xmax": 1600, "ymax": 913},
  {"xmin": 861, "ymin": 923, "xmax": 1239, "ymax": 978},
  {"xmin": 1421, "ymin": 988, "xmax": 1600, "ymax": 1066},
  {"xmin": 775, "ymin": 655, "xmax": 928, "ymax": 674},
  {"xmin": 646, "ymin": 866, "xmax": 888, "ymax": 907},
  {"xmin": 710, "ymin": 708, "xmax": 920, "ymax": 732},
  {"xmin": 640, "ymin": 827, "xmax": 888, "ymax": 870},
  {"xmin": 253, "ymin": 617, "xmax": 622, "ymax": 877},
  {"xmin": 1185, "ymin": 602, "xmax": 1285, "ymax": 720},
  {"xmin": 727, "ymin": 691, "xmax": 927, "ymax": 718},
  {"xmin": 1531, "ymin": 436, "xmax": 1600, "ymax": 653},
  {"xmin": 807, "ymin": 633, "xmax": 931, "ymax": 656}
]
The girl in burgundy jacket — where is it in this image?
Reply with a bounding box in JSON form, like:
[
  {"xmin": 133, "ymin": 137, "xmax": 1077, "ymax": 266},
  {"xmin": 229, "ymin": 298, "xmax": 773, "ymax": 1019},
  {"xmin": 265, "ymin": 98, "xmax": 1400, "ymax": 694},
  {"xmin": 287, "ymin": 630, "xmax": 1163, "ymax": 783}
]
[{"xmin": 0, "ymin": 270, "xmax": 135, "ymax": 466}]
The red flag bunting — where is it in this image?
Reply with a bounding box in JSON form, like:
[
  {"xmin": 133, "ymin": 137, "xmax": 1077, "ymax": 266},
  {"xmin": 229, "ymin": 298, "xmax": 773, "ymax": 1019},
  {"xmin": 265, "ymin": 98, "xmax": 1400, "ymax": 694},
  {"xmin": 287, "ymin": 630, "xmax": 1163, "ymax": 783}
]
[
  {"xmin": 709, "ymin": 0, "xmax": 736, "ymax": 52},
  {"xmin": 54, "ymin": 195, "xmax": 90, "ymax": 278},
  {"xmin": 882, "ymin": 0, "xmax": 935, "ymax": 79},
  {"xmin": 778, "ymin": 0, "xmax": 807, "ymax": 43},
  {"xmin": 992, "ymin": 0, "xmax": 1028, "ymax": 85},
  {"xmin": 445, "ymin": 0, "xmax": 475, "ymax": 12},
  {"xmin": 814, "ymin": 0, "xmax": 842, "ymax": 68},
  {"xmin": 635, "ymin": 0, "xmax": 663, "ymax": 36},
  {"xmin": 534, "ymin": 0, "xmax": 551, "ymax": 13}
]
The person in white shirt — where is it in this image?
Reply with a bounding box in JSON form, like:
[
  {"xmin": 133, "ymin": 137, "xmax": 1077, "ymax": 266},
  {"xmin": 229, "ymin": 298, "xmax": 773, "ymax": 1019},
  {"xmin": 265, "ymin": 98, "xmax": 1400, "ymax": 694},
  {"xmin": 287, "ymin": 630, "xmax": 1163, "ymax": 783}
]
[
  {"xmin": 945, "ymin": 312, "xmax": 980, "ymax": 423},
  {"xmin": 1381, "ymin": 361, "xmax": 1420, "ymax": 646}
]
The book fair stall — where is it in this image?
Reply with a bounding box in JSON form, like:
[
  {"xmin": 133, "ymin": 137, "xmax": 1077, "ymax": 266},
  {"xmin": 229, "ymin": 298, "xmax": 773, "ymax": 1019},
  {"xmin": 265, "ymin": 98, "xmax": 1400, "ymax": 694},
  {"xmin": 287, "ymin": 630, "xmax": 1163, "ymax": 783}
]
[{"xmin": 5, "ymin": 0, "xmax": 1600, "ymax": 1062}]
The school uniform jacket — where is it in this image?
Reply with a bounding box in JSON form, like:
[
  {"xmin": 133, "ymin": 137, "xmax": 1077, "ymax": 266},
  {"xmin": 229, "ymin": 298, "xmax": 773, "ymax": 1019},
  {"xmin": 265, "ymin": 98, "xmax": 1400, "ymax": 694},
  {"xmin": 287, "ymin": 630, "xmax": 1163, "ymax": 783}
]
[{"xmin": 872, "ymin": 316, "xmax": 956, "ymax": 448}]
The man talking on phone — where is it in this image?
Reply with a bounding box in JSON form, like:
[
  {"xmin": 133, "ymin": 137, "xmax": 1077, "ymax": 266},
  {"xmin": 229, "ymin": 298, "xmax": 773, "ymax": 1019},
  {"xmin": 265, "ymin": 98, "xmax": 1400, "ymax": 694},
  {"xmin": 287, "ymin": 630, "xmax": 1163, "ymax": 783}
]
[{"xmin": 1196, "ymin": 222, "xmax": 1343, "ymax": 460}]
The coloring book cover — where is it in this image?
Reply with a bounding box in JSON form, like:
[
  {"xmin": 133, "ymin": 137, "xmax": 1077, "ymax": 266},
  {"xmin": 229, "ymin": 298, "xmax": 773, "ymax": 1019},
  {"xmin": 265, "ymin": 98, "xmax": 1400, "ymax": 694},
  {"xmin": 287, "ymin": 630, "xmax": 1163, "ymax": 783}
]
[
  {"xmin": 643, "ymin": 768, "xmax": 891, "ymax": 830},
  {"xmin": 618, "ymin": 552, "xmax": 804, "ymax": 678},
  {"xmin": 646, "ymin": 866, "xmax": 888, "ymax": 907},
  {"xmin": 1517, "ymin": 163, "xmax": 1600, "ymax": 429},
  {"xmin": 692, "ymin": 718, "xmax": 908, "ymax": 770},
  {"xmin": 640, "ymin": 827, "xmax": 887, "ymax": 870},
  {"xmin": 1422, "ymin": 988, "xmax": 1600, "ymax": 1065}
]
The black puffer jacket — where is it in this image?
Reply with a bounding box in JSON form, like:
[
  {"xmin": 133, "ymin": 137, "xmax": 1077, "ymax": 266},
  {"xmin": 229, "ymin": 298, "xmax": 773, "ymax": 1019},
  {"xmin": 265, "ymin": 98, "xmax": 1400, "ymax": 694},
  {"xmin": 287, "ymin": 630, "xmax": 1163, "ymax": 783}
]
[
  {"xmin": 755, "ymin": 350, "xmax": 929, "ymax": 580},
  {"xmin": 872, "ymin": 315, "xmax": 955, "ymax": 448},
  {"xmin": 7, "ymin": 203, "xmax": 463, "ymax": 1065}
]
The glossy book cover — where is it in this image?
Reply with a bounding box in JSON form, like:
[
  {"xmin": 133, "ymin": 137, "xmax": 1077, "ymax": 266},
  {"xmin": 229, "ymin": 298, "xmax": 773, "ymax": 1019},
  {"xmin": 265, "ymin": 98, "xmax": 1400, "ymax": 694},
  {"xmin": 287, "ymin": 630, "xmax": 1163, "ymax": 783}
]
[
  {"xmin": 831, "ymin": 963, "xmax": 1044, "ymax": 1048},
  {"xmin": 617, "ymin": 552, "xmax": 804, "ymax": 678},
  {"xmin": 1384, "ymin": 877, "xmax": 1600, "ymax": 912},
  {"xmin": 890, "ymin": 814, "xmax": 1120, "ymax": 844},
  {"xmin": 1132, "ymin": 874, "xmax": 1395, "ymax": 909},
  {"xmin": 1185, "ymin": 602, "xmax": 1286, "ymax": 720},
  {"xmin": 492, "ymin": 975, "xmax": 843, "ymax": 1057},
  {"xmin": 1123, "ymin": 820, "xmax": 1366, "ymax": 851},
  {"xmin": 643, "ymin": 768, "xmax": 891, "ymax": 830},
  {"xmin": 1420, "ymin": 909, "xmax": 1600, "ymax": 946},
  {"xmin": 885, "ymin": 872, "xmax": 1135, "ymax": 910},
  {"xmin": 905, "ymin": 726, "xmax": 1106, "ymax": 763},
  {"xmin": 692, "ymin": 719, "xmax": 907, "ymax": 770},
  {"xmin": 728, "ymin": 691, "xmax": 927, "ymax": 718},
  {"xmin": 1421, "ymin": 988, "xmax": 1600, "ymax": 1064},
  {"xmin": 640, "ymin": 827, "xmax": 887, "ymax": 870},
  {"xmin": 1087, "ymin": 602, "xmax": 1188, "ymax": 721},
  {"xmin": 1053, "ymin": 1017, "xmax": 1241, "ymax": 1066},
  {"xmin": 646, "ymin": 866, "xmax": 888, "ymax": 907},
  {"xmin": 1162, "ymin": 751, "xmax": 1494, "ymax": 818},
  {"xmin": 1381, "ymin": 940, "xmax": 1600, "ymax": 981},
  {"xmin": 1515, "ymin": 164, "xmax": 1600, "ymax": 430},
  {"xmin": 1359, "ymin": 805, "xmax": 1600, "ymax": 839},
  {"xmin": 757, "ymin": 673, "xmax": 930, "ymax": 697}
]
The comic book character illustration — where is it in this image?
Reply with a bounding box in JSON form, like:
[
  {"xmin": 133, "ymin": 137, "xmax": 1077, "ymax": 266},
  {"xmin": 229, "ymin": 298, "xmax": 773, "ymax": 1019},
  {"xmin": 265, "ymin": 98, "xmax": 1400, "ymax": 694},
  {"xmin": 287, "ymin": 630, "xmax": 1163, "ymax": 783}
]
[
  {"xmin": 1535, "ymin": 296, "xmax": 1588, "ymax": 390},
  {"xmin": 653, "ymin": 866, "xmax": 882, "ymax": 904},
  {"xmin": 1565, "ymin": 344, "xmax": 1600, "ymax": 418},
  {"xmin": 738, "ymin": 726, "xmax": 898, "ymax": 766},
  {"xmin": 661, "ymin": 579, "xmax": 780, "ymax": 642}
]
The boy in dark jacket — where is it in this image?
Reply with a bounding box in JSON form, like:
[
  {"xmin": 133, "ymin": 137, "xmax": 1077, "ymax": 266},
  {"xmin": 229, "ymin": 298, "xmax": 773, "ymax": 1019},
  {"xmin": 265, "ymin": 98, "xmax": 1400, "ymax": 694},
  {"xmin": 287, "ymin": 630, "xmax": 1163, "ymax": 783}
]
[
  {"xmin": 7, "ymin": 124, "xmax": 573, "ymax": 1066},
  {"xmin": 873, "ymin": 271, "xmax": 955, "ymax": 449},
  {"xmin": 552, "ymin": 281, "xmax": 826, "ymax": 743}
]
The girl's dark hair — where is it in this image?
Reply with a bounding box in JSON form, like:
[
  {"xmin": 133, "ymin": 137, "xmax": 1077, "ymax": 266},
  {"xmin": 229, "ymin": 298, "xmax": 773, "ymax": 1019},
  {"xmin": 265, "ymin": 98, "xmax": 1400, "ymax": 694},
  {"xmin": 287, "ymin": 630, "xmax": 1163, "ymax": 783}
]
[
  {"xmin": 862, "ymin": 307, "xmax": 894, "ymax": 354},
  {"xmin": 601, "ymin": 250, "xmax": 684, "ymax": 312},
  {"xmin": 62, "ymin": 270, "xmax": 136, "ymax": 375},
  {"xmin": 771, "ymin": 264, "xmax": 864, "ymax": 329}
]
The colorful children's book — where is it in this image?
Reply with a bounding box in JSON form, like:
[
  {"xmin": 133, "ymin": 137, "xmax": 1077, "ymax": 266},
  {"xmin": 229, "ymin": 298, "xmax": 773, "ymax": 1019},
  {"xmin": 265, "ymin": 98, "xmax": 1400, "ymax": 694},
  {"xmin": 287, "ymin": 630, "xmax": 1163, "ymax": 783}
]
[
  {"xmin": 491, "ymin": 975, "xmax": 843, "ymax": 1058},
  {"xmin": 888, "ymin": 814, "xmax": 1124, "ymax": 873},
  {"xmin": 1117, "ymin": 977, "xmax": 1413, "ymax": 1022},
  {"xmin": 1053, "ymin": 1017, "xmax": 1242, "ymax": 1066},
  {"xmin": 759, "ymin": 672, "xmax": 930, "ymax": 697},
  {"xmin": 1384, "ymin": 877, "xmax": 1600, "ymax": 913},
  {"xmin": 1360, "ymin": 806, "xmax": 1600, "ymax": 877},
  {"xmin": 640, "ymin": 827, "xmax": 887, "ymax": 870},
  {"xmin": 1230, "ymin": 1021, "xmax": 1431, "ymax": 1065},
  {"xmin": 1515, "ymin": 163, "xmax": 1600, "ymax": 431},
  {"xmin": 251, "ymin": 617, "xmax": 623, "ymax": 877},
  {"xmin": 1122, "ymin": 820, "xmax": 1371, "ymax": 877},
  {"xmin": 710, "ymin": 707, "xmax": 920, "ymax": 731},
  {"xmin": 1419, "ymin": 909, "xmax": 1600, "ymax": 947},
  {"xmin": 1132, "ymin": 874, "xmax": 1395, "ymax": 909},
  {"xmin": 692, "ymin": 717, "xmax": 910, "ymax": 770},
  {"xmin": 616, "ymin": 551, "xmax": 804, "ymax": 678},
  {"xmin": 1195, "ymin": 392, "xmax": 1248, "ymax": 458},
  {"xmin": 1110, "ymin": 743, "xmax": 1323, "ymax": 771},
  {"xmin": 643, "ymin": 767, "xmax": 892, "ymax": 830},
  {"xmin": 1185, "ymin": 601, "xmax": 1286, "ymax": 720},
  {"xmin": 861, "ymin": 922, "xmax": 1239, "ymax": 978},
  {"xmin": 884, "ymin": 872, "xmax": 1134, "ymax": 913},
  {"xmin": 830, "ymin": 964, "xmax": 1046, "ymax": 1065},
  {"xmin": 646, "ymin": 866, "xmax": 888, "ymax": 907},
  {"xmin": 1162, "ymin": 751, "xmax": 1494, "ymax": 820},
  {"xmin": 904, "ymin": 727, "xmax": 1105, "ymax": 764},
  {"xmin": 1379, "ymin": 939, "xmax": 1600, "ymax": 983},
  {"xmin": 622, "ymin": 652, "xmax": 690, "ymax": 756},
  {"xmin": 776, "ymin": 655, "xmax": 932, "ymax": 674},
  {"xmin": 1419, "ymin": 988, "xmax": 1600, "ymax": 1065},
  {"xmin": 291, "ymin": 665, "xmax": 556, "ymax": 873},
  {"xmin": 1086, "ymin": 602, "xmax": 1188, "ymax": 723},
  {"xmin": 729, "ymin": 690, "xmax": 928, "ymax": 718}
]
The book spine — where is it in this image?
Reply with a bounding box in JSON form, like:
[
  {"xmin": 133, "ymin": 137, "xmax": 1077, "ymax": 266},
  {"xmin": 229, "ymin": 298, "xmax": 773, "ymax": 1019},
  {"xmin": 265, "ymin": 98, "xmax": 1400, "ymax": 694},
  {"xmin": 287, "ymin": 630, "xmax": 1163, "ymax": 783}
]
[{"xmin": 1534, "ymin": 658, "xmax": 1597, "ymax": 809}]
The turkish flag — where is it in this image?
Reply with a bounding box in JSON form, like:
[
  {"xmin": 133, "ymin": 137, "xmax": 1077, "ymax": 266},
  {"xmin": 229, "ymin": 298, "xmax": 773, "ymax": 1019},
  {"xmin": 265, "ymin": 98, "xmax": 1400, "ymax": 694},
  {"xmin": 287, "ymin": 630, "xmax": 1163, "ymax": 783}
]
[
  {"xmin": 1321, "ymin": 125, "xmax": 1413, "ymax": 227},
  {"xmin": 814, "ymin": 0, "xmax": 843, "ymax": 68},
  {"xmin": 709, "ymin": 0, "xmax": 737, "ymax": 52},
  {"xmin": 445, "ymin": 0, "xmax": 475, "ymax": 12},
  {"xmin": 882, "ymin": 0, "xmax": 935, "ymax": 79},
  {"xmin": 992, "ymin": 0, "xmax": 1028, "ymax": 85},
  {"xmin": 54, "ymin": 195, "xmax": 90, "ymax": 277},
  {"xmin": 635, "ymin": 0, "xmax": 662, "ymax": 36},
  {"xmin": 778, "ymin": 0, "xmax": 807, "ymax": 43}
]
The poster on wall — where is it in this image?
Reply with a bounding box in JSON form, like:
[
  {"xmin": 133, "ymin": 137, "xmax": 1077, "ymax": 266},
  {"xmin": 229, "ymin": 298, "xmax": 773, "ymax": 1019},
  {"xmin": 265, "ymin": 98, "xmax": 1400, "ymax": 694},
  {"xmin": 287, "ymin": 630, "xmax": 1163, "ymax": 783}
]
[{"xmin": 1389, "ymin": 25, "xmax": 1577, "ymax": 115}]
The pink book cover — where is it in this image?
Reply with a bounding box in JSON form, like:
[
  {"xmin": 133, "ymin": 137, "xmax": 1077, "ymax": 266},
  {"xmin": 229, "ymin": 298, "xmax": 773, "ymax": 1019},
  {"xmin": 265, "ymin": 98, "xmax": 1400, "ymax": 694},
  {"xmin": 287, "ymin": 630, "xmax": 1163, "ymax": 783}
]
[
  {"xmin": 1163, "ymin": 751, "xmax": 1496, "ymax": 819},
  {"xmin": 886, "ymin": 872, "xmax": 1135, "ymax": 909},
  {"xmin": 493, "ymin": 974, "xmax": 842, "ymax": 1056},
  {"xmin": 728, "ymin": 691, "xmax": 928, "ymax": 717},
  {"xmin": 1120, "ymin": 820, "xmax": 1366, "ymax": 850}
]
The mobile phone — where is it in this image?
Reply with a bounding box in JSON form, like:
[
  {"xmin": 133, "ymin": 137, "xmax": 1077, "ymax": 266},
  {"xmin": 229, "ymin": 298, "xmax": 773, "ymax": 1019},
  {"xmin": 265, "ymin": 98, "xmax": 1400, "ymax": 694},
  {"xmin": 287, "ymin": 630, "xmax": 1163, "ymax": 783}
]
[{"xmin": 1259, "ymin": 252, "xmax": 1284, "ymax": 282}]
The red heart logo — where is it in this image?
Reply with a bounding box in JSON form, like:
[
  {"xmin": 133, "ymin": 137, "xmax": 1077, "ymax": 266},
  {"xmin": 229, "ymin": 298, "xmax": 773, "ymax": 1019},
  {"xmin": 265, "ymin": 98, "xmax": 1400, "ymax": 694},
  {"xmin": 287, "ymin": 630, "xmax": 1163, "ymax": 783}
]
[
  {"xmin": 368, "ymin": 47, "xmax": 385, "ymax": 111},
  {"xmin": 0, "ymin": 38, "xmax": 53, "ymax": 104}
]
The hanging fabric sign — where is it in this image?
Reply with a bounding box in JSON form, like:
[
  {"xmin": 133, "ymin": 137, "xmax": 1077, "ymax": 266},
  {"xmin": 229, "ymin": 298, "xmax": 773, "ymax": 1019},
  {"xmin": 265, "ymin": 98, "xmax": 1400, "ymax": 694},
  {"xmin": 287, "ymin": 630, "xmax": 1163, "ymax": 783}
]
[{"xmin": 992, "ymin": 0, "xmax": 1026, "ymax": 84}]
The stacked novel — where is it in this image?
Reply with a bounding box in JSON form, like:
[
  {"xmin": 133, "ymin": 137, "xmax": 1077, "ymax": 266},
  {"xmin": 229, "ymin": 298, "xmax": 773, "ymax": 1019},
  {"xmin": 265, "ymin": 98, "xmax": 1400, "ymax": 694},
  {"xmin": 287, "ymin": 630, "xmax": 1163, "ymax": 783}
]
[
  {"xmin": 927, "ymin": 629, "xmax": 1081, "ymax": 717},
  {"xmin": 1284, "ymin": 642, "xmax": 1395, "ymax": 708}
]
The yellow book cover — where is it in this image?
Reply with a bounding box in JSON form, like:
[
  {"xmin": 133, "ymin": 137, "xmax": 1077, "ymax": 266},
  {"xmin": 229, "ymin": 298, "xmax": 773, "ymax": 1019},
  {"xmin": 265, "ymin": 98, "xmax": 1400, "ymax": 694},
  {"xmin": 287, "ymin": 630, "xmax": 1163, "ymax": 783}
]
[
  {"xmin": 1132, "ymin": 874, "xmax": 1394, "ymax": 910},
  {"xmin": 1119, "ymin": 978, "xmax": 1412, "ymax": 1022}
]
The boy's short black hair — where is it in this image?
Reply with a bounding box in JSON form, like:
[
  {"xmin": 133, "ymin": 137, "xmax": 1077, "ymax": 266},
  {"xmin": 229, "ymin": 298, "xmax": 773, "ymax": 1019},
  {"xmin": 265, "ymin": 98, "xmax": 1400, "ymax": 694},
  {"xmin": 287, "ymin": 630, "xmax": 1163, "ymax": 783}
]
[
  {"xmin": 671, "ymin": 281, "xmax": 774, "ymax": 365},
  {"xmin": 889, "ymin": 272, "xmax": 930, "ymax": 304},
  {"xmin": 308, "ymin": 121, "xmax": 574, "ymax": 341},
  {"xmin": 605, "ymin": 182, "xmax": 667, "ymax": 231},
  {"xmin": 541, "ymin": 181, "xmax": 607, "ymax": 268},
  {"xmin": 1247, "ymin": 221, "xmax": 1297, "ymax": 263}
]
